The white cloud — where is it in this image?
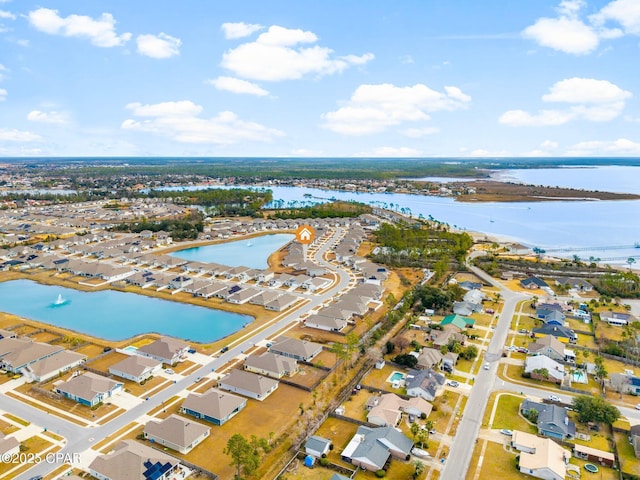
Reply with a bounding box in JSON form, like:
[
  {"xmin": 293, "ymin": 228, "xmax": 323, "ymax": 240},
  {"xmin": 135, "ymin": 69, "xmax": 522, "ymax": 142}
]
[
  {"xmin": 523, "ymin": 16, "xmax": 599, "ymax": 54},
  {"xmin": 136, "ymin": 33, "xmax": 181, "ymax": 58},
  {"xmin": 121, "ymin": 100, "xmax": 284, "ymax": 144},
  {"xmin": 27, "ymin": 110, "xmax": 68, "ymax": 124},
  {"xmin": 322, "ymin": 83, "xmax": 471, "ymax": 135},
  {"xmin": 291, "ymin": 148, "xmax": 323, "ymax": 156},
  {"xmin": 540, "ymin": 140, "xmax": 559, "ymax": 149},
  {"xmin": 500, "ymin": 77, "xmax": 630, "ymax": 126},
  {"xmin": 0, "ymin": 88, "xmax": 6, "ymax": 101},
  {"xmin": 27, "ymin": 8, "xmax": 131, "ymax": 47},
  {"xmin": 125, "ymin": 101, "xmax": 203, "ymax": 117},
  {"xmin": 399, "ymin": 54, "xmax": 414, "ymax": 64},
  {"xmin": 357, "ymin": 146, "xmax": 423, "ymax": 157},
  {"xmin": 0, "ymin": 128, "xmax": 42, "ymax": 141},
  {"xmin": 590, "ymin": 0, "xmax": 640, "ymax": 35},
  {"xmin": 567, "ymin": 138, "xmax": 640, "ymax": 155},
  {"xmin": 401, "ymin": 127, "xmax": 440, "ymax": 138},
  {"xmin": 206, "ymin": 76, "xmax": 269, "ymax": 96},
  {"xmin": 221, "ymin": 22, "xmax": 263, "ymax": 39},
  {"xmin": 0, "ymin": 63, "xmax": 7, "ymax": 81},
  {"xmin": 221, "ymin": 25, "xmax": 374, "ymax": 81},
  {"xmin": 523, "ymin": 0, "xmax": 640, "ymax": 55},
  {"xmin": 0, "ymin": 10, "xmax": 15, "ymax": 19},
  {"xmin": 466, "ymin": 149, "xmax": 512, "ymax": 157},
  {"xmin": 541, "ymin": 77, "xmax": 631, "ymax": 104}
]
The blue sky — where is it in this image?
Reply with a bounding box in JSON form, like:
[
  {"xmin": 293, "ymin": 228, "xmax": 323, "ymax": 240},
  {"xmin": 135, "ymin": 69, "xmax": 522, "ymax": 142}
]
[{"xmin": 1, "ymin": 0, "xmax": 639, "ymax": 157}]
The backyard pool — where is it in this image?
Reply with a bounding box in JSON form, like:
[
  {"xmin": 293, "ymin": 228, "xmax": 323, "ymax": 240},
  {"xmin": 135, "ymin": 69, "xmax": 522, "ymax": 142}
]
[{"xmin": 387, "ymin": 371, "xmax": 406, "ymax": 385}]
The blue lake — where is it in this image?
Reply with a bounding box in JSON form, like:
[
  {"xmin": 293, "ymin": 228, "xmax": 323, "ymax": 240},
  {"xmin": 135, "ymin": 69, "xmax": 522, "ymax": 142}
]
[
  {"xmin": 169, "ymin": 233, "xmax": 294, "ymax": 269},
  {"xmin": 0, "ymin": 279, "xmax": 252, "ymax": 343}
]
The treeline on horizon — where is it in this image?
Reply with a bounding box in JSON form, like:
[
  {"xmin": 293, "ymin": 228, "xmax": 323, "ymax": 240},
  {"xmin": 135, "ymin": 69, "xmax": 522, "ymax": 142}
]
[{"xmin": 6, "ymin": 156, "xmax": 640, "ymax": 182}]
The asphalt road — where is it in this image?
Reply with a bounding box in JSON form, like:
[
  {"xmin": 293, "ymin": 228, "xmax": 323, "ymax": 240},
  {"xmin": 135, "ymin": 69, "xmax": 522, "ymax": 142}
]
[
  {"xmin": 4, "ymin": 227, "xmax": 354, "ymax": 480},
  {"xmin": 441, "ymin": 261, "xmax": 528, "ymax": 480}
]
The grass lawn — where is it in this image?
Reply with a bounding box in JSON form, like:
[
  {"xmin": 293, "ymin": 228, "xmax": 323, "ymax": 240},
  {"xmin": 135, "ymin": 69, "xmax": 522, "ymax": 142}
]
[
  {"xmin": 3, "ymin": 413, "xmax": 29, "ymax": 426},
  {"xmin": 455, "ymin": 358, "xmax": 475, "ymax": 374},
  {"xmin": 490, "ymin": 394, "xmax": 536, "ymax": 434},
  {"xmin": 361, "ymin": 364, "xmax": 403, "ymax": 391},
  {"xmin": 0, "ymin": 418, "xmax": 19, "ymax": 435},
  {"xmin": 125, "ymin": 375, "xmax": 167, "ymax": 397},
  {"xmin": 85, "ymin": 351, "xmax": 128, "ymax": 371},
  {"xmin": 473, "ymin": 441, "xmax": 530, "ymax": 480},
  {"xmin": 465, "ymin": 440, "xmax": 483, "ymax": 480},
  {"xmin": 0, "ymin": 436, "xmax": 54, "ymax": 477},
  {"xmin": 614, "ymin": 431, "xmax": 640, "ymax": 477},
  {"xmin": 432, "ymin": 391, "xmax": 460, "ymax": 433},
  {"xmin": 340, "ymin": 389, "xmax": 372, "ymax": 422},
  {"xmin": 73, "ymin": 343, "xmax": 107, "ymax": 359},
  {"xmin": 572, "ymin": 430, "xmax": 612, "ymax": 452},
  {"xmin": 314, "ymin": 417, "xmax": 361, "ymax": 468},
  {"xmin": 141, "ymin": 383, "xmax": 313, "ymax": 479},
  {"xmin": 29, "ymin": 331, "xmax": 62, "ymax": 343},
  {"xmin": 569, "ymin": 458, "xmax": 618, "ymax": 480}
]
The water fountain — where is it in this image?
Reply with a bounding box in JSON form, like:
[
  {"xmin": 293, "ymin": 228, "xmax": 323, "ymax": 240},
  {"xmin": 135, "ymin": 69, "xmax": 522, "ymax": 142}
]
[{"xmin": 52, "ymin": 293, "xmax": 68, "ymax": 307}]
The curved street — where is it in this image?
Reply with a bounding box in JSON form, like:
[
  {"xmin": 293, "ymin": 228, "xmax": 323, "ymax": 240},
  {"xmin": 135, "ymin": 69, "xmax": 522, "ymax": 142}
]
[{"xmin": 3, "ymin": 227, "xmax": 354, "ymax": 480}]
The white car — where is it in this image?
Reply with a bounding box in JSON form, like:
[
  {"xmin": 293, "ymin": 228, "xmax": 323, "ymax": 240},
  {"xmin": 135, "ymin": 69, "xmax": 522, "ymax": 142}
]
[
  {"xmin": 483, "ymin": 362, "xmax": 490, "ymax": 370},
  {"xmin": 635, "ymin": 403, "xmax": 640, "ymax": 410},
  {"xmin": 548, "ymin": 395, "xmax": 561, "ymax": 402}
]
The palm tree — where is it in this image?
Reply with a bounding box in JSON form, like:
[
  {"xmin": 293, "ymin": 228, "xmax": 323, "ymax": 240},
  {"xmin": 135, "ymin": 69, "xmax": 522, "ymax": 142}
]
[{"xmin": 627, "ymin": 257, "xmax": 636, "ymax": 271}]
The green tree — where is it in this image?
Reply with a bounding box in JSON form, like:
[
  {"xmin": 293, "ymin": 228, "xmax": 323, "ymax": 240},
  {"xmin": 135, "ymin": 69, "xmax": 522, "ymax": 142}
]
[
  {"xmin": 572, "ymin": 395, "xmax": 620, "ymax": 424},
  {"xmin": 460, "ymin": 345, "xmax": 478, "ymax": 360},
  {"xmin": 413, "ymin": 460, "xmax": 425, "ymax": 479},
  {"xmin": 594, "ymin": 355, "xmax": 608, "ymax": 387},
  {"xmin": 345, "ymin": 332, "xmax": 360, "ymax": 368},
  {"xmin": 532, "ymin": 368, "xmax": 549, "ymax": 382},
  {"xmin": 224, "ymin": 434, "xmax": 259, "ymax": 480}
]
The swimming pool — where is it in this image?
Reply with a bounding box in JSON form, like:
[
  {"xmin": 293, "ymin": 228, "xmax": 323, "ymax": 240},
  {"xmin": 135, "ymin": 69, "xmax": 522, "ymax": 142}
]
[
  {"xmin": 572, "ymin": 370, "xmax": 588, "ymax": 384},
  {"xmin": 387, "ymin": 371, "xmax": 406, "ymax": 383}
]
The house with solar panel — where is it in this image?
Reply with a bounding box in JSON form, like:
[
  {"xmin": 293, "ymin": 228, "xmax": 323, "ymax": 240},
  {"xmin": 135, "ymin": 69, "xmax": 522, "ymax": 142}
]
[{"xmin": 89, "ymin": 440, "xmax": 187, "ymax": 480}]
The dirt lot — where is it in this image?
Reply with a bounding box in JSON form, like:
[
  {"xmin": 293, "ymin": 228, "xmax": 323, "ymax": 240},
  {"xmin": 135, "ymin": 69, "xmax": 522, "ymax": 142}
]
[{"xmin": 86, "ymin": 351, "xmax": 128, "ymax": 372}]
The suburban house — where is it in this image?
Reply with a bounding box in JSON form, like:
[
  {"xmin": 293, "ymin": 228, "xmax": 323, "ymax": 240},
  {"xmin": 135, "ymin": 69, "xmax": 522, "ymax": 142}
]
[
  {"xmin": 405, "ymin": 368, "xmax": 446, "ymax": 401},
  {"xmin": 244, "ymin": 351, "xmax": 297, "ymax": 378},
  {"xmin": 89, "ymin": 440, "xmax": 186, "ymax": 480},
  {"xmin": 217, "ymin": 369, "xmax": 279, "ymax": 401},
  {"xmin": 416, "ymin": 348, "xmax": 443, "ymax": 369},
  {"xmin": 532, "ymin": 324, "xmax": 577, "ymax": 344},
  {"xmin": 305, "ymin": 435, "xmax": 332, "ymax": 458},
  {"xmin": 341, "ymin": 425, "xmax": 413, "ymax": 471},
  {"xmin": 528, "ymin": 336, "xmax": 567, "ymax": 363},
  {"xmin": 630, "ymin": 425, "xmax": 640, "ymax": 459},
  {"xmin": 180, "ymin": 389, "xmax": 246, "ymax": 426},
  {"xmin": 554, "ymin": 277, "xmax": 593, "ymax": 292},
  {"xmin": 609, "ymin": 373, "xmax": 640, "ymax": 395},
  {"xmin": 432, "ymin": 330, "xmax": 467, "ymax": 349},
  {"xmin": 264, "ymin": 293, "xmax": 299, "ymax": 312},
  {"xmin": 0, "ymin": 432, "xmax": 19, "ymax": 458},
  {"xmin": 599, "ymin": 311, "xmax": 635, "ymax": 327},
  {"xmin": 537, "ymin": 309, "xmax": 566, "ymax": 326},
  {"xmin": 109, "ymin": 355, "xmax": 162, "ymax": 383},
  {"xmin": 136, "ymin": 336, "xmax": 190, "ymax": 366},
  {"xmin": 55, "ymin": 372, "xmax": 124, "ymax": 407},
  {"xmin": 366, "ymin": 393, "xmax": 432, "ymax": 427},
  {"xmin": 511, "ymin": 430, "xmax": 571, "ymax": 480},
  {"xmin": 520, "ymin": 400, "xmax": 575, "ymax": 440},
  {"xmin": 269, "ymin": 337, "xmax": 323, "ymax": 362},
  {"xmin": 143, "ymin": 414, "xmax": 210, "ymax": 454},
  {"xmin": 0, "ymin": 337, "xmax": 64, "ymax": 373},
  {"xmin": 520, "ymin": 277, "xmax": 549, "ymax": 289},
  {"xmin": 440, "ymin": 314, "xmax": 475, "ymax": 331},
  {"xmin": 23, "ymin": 350, "xmax": 87, "ymax": 383},
  {"xmin": 305, "ymin": 313, "xmax": 348, "ymax": 332},
  {"xmin": 573, "ymin": 444, "xmax": 615, "ymax": 467},
  {"xmin": 524, "ymin": 355, "xmax": 566, "ymax": 384}
]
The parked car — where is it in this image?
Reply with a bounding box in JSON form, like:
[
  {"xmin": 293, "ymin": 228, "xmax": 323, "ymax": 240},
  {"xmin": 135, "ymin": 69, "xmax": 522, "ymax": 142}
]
[
  {"xmin": 500, "ymin": 429, "xmax": 513, "ymax": 436},
  {"xmin": 635, "ymin": 403, "xmax": 640, "ymax": 410},
  {"xmin": 408, "ymin": 414, "xmax": 416, "ymax": 423},
  {"xmin": 548, "ymin": 395, "xmax": 561, "ymax": 402},
  {"xmin": 447, "ymin": 380, "xmax": 459, "ymax": 387},
  {"xmin": 164, "ymin": 369, "xmax": 174, "ymax": 375},
  {"xmin": 220, "ymin": 346, "xmax": 229, "ymax": 353},
  {"xmin": 483, "ymin": 362, "xmax": 490, "ymax": 370}
]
